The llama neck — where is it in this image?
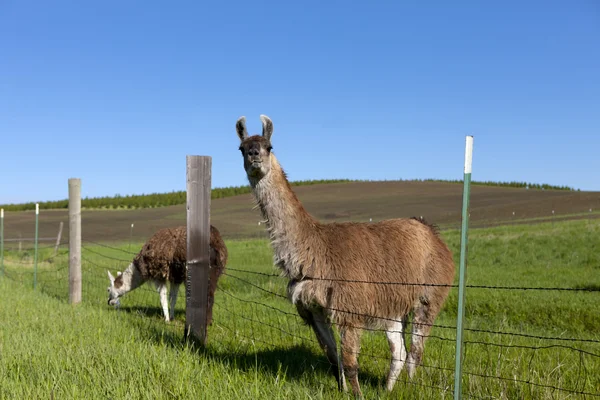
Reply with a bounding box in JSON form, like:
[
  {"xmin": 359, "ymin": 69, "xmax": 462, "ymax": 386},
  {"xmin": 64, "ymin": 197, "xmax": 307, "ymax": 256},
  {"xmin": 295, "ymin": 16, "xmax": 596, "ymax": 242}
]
[
  {"xmin": 116, "ymin": 263, "xmax": 145, "ymax": 296},
  {"xmin": 250, "ymin": 155, "xmax": 319, "ymax": 279}
]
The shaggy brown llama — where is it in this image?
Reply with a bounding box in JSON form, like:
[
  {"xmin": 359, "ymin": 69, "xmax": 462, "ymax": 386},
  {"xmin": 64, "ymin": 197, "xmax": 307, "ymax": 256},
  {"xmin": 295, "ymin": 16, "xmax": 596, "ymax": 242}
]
[
  {"xmin": 236, "ymin": 115, "xmax": 455, "ymax": 396},
  {"xmin": 107, "ymin": 225, "xmax": 228, "ymax": 324}
]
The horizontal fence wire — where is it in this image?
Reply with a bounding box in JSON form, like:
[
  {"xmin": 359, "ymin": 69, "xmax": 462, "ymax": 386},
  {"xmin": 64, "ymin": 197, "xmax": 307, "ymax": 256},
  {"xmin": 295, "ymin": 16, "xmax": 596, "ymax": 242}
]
[
  {"xmin": 82, "ymin": 246, "xmax": 132, "ymax": 263},
  {"xmin": 215, "ymin": 291, "xmax": 455, "ymax": 395},
  {"xmin": 224, "ymin": 270, "xmax": 600, "ymax": 345},
  {"xmin": 2, "ymin": 242, "xmax": 68, "ymax": 251},
  {"xmin": 217, "ymin": 278, "xmax": 448, "ymax": 396},
  {"xmin": 220, "ymin": 267, "xmax": 600, "ymax": 398},
  {"xmin": 462, "ymin": 370, "xmax": 600, "ymax": 398},
  {"xmin": 214, "ymin": 300, "xmax": 454, "ymax": 395},
  {"xmin": 82, "ymin": 239, "xmax": 138, "ymax": 256},
  {"xmin": 223, "ymin": 269, "xmax": 600, "ymax": 348},
  {"xmin": 226, "ymin": 267, "xmax": 600, "ymax": 292},
  {"xmin": 218, "ymin": 279, "xmax": 455, "ymax": 344},
  {"xmin": 218, "ymin": 284, "xmax": 456, "ymax": 368},
  {"xmin": 463, "ymin": 340, "xmax": 600, "ymax": 358}
]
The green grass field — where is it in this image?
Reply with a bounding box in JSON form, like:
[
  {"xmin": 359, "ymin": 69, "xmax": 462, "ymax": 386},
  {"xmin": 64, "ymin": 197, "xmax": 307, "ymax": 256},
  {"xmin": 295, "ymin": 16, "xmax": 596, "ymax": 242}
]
[{"xmin": 1, "ymin": 219, "xmax": 599, "ymax": 399}]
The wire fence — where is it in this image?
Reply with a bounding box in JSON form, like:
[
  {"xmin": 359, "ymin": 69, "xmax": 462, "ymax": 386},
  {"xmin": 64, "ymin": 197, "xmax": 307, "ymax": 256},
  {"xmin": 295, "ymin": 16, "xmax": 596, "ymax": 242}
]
[
  {"xmin": 214, "ymin": 266, "xmax": 600, "ymax": 399},
  {"xmin": 1, "ymin": 219, "xmax": 599, "ymax": 399}
]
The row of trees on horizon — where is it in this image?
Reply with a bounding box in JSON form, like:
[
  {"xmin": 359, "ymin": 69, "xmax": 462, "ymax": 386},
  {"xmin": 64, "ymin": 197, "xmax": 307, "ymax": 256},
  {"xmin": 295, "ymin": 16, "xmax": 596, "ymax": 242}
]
[{"xmin": 0, "ymin": 178, "xmax": 576, "ymax": 212}]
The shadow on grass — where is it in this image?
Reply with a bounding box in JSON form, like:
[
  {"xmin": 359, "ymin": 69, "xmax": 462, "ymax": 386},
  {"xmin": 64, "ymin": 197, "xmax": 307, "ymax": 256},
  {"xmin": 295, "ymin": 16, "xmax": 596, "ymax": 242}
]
[
  {"xmin": 112, "ymin": 305, "xmax": 388, "ymax": 392},
  {"xmin": 116, "ymin": 305, "xmax": 176, "ymax": 320},
  {"xmin": 118, "ymin": 311, "xmax": 386, "ymax": 392}
]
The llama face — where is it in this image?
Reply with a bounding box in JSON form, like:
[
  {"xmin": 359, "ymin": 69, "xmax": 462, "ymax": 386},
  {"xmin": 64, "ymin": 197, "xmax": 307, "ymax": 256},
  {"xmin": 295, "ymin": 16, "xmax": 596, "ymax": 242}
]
[
  {"xmin": 236, "ymin": 115, "xmax": 274, "ymax": 181},
  {"xmin": 239, "ymin": 136, "xmax": 272, "ymax": 179},
  {"xmin": 107, "ymin": 270, "xmax": 122, "ymax": 307}
]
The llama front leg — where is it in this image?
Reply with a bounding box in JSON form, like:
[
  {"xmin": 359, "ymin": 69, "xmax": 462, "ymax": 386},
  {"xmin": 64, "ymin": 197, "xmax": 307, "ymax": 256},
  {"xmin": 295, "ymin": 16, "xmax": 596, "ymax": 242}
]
[
  {"xmin": 290, "ymin": 280, "xmax": 346, "ymax": 391},
  {"xmin": 340, "ymin": 326, "xmax": 363, "ymax": 398},
  {"xmin": 385, "ymin": 316, "xmax": 409, "ymax": 391},
  {"xmin": 313, "ymin": 311, "xmax": 347, "ymax": 393},
  {"xmin": 156, "ymin": 282, "xmax": 170, "ymax": 322},
  {"xmin": 168, "ymin": 282, "xmax": 180, "ymax": 322},
  {"xmin": 296, "ymin": 304, "xmax": 346, "ymax": 392}
]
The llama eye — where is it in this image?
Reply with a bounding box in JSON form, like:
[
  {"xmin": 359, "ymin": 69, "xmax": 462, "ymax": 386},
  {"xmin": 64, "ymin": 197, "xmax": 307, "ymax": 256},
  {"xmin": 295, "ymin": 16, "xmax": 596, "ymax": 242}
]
[{"xmin": 267, "ymin": 146, "xmax": 273, "ymax": 152}]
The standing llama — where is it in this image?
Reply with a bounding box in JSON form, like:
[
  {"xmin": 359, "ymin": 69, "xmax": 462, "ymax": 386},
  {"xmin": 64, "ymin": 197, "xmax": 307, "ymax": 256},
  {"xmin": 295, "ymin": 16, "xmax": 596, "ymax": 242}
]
[
  {"xmin": 107, "ymin": 225, "xmax": 228, "ymax": 324},
  {"xmin": 235, "ymin": 115, "xmax": 455, "ymax": 396}
]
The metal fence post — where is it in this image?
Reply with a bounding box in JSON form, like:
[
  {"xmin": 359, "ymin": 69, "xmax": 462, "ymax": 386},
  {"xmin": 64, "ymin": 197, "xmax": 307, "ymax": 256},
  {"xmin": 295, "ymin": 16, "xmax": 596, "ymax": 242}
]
[
  {"xmin": 33, "ymin": 203, "xmax": 39, "ymax": 289},
  {"xmin": 185, "ymin": 155, "xmax": 212, "ymax": 346},
  {"xmin": 454, "ymin": 136, "xmax": 474, "ymax": 400}
]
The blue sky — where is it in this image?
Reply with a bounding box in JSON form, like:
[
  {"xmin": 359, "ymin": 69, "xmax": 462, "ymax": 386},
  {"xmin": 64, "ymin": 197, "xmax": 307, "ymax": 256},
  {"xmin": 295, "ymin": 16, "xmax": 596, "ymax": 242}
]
[{"xmin": 1, "ymin": 1, "xmax": 598, "ymax": 204}]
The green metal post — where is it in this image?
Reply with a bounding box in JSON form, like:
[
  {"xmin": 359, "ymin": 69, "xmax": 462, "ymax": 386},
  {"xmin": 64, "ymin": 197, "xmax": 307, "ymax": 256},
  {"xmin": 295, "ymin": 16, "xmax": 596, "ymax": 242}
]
[
  {"xmin": 453, "ymin": 136, "xmax": 473, "ymax": 400},
  {"xmin": 34, "ymin": 203, "xmax": 39, "ymax": 289},
  {"xmin": 1, "ymin": 209, "xmax": 4, "ymax": 277},
  {"xmin": 129, "ymin": 223, "xmax": 134, "ymax": 252}
]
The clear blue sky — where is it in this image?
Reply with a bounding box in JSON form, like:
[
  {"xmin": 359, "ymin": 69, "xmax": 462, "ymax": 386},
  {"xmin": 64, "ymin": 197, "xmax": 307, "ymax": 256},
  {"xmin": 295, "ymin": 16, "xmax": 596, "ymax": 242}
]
[{"xmin": 1, "ymin": 1, "xmax": 598, "ymax": 204}]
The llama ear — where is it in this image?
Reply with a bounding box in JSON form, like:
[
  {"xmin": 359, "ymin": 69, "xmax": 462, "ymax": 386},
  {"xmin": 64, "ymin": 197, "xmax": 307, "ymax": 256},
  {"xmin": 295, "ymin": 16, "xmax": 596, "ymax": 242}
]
[
  {"xmin": 236, "ymin": 116, "xmax": 248, "ymax": 142},
  {"xmin": 260, "ymin": 115, "xmax": 273, "ymax": 142},
  {"xmin": 107, "ymin": 270, "xmax": 115, "ymax": 284}
]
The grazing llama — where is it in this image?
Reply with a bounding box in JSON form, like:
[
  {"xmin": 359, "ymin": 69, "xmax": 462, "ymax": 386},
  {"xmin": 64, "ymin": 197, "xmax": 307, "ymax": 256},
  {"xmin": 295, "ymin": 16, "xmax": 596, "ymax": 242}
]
[
  {"xmin": 235, "ymin": 115, "xmax": 455, "ymax": 396},
  {"xmin": 107, "ymin": 225, "xmax": 228, "ymax": 323}
]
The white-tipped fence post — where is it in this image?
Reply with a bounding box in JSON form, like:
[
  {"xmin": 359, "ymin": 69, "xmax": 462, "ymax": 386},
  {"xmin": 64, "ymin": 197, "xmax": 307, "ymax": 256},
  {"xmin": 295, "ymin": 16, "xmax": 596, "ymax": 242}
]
[
  {"xmin": 185, "ymin": 155, "xmax": 212, "ymax": 346},
  {"xmin": 33, "ymin": 203, "xmax": 39, "ymax": 289},
  {"xmin": 129, "ymin": 223, "xmax": 134, "ymax": 252},
  {"xmin": 454, "ymin": 136, "xmax": 473, "ymax": 400},
  {"xmin": 69, "ymin": 178, "xmax": 82, "ymax": 304}
]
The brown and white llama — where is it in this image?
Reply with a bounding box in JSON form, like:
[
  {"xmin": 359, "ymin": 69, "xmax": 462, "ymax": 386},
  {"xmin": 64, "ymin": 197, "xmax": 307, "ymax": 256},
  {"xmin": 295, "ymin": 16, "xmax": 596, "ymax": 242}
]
[
  {"xmin": 107, "ymin": 225, "xmax": 228, "ymax": 324},
  {"xmin": 236, "ymin": 115, "xmax": 455, "ymax": 396}
]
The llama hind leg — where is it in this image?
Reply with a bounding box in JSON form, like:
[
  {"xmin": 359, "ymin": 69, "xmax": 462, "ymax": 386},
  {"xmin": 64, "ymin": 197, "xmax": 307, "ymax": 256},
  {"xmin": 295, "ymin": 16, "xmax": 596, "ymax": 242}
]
[
  {"xmin": 168, "ymin": 282, "xmax": 180, "ymax": 321},
  {"xmin": 340, "ymin": 326, "xmax": 363, "ymax": 398},
  {"xmin": 385, "ymin": 316, "xmax": 409, "ymax": 391},
  {"xmin": 407, "ymin": 299, "xmax": 437, "ymax": 378}
]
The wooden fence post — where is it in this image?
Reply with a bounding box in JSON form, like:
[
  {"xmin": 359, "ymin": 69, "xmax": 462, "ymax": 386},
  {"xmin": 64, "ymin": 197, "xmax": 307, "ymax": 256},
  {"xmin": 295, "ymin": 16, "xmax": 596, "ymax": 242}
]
[
  {"xmin": 184, "ymin": 155, "xmax": 211, "ymax": 346},
  {"xmin": 54, "ymin": 221, "xmax": 64, "ymax": 256},
  {"xmin": 69, "ymin": 178, "xmax": 82, "ymax": 304}
]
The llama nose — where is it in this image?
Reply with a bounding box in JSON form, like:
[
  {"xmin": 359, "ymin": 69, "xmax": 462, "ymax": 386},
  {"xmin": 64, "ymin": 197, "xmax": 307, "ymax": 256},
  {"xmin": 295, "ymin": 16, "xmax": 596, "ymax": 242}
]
[{"xmin": 248, "ymin": 148, "xmax": 260, "ymax": 157}]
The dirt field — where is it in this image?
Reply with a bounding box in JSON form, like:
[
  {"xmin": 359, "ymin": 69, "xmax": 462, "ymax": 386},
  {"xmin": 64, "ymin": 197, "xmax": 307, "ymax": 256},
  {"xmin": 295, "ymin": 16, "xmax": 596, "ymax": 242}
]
[{"xmin": 2, "ymin": 181, "xmax": 599, "ymax": 245}]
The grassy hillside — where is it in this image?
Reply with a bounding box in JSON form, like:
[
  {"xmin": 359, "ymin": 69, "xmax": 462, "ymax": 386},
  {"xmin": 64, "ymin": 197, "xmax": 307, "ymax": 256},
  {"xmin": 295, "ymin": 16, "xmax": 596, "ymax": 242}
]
[
  {"xmin": 0, "ymin": 179, "xmax": 576, "ymax": 212},
  {"xmin": 1, "ymin": 219, "xmax": 598, "ymax": 399},
  {"xmin": 2, "ymin": 180, "xmax": 597, "ymax": 245}
]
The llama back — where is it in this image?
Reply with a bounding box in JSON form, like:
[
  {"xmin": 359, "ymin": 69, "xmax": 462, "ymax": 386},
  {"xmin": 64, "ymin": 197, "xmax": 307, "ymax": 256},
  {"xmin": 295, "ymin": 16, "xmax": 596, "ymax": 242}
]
[
  {"xmin": 134, "ymin": 226, "xmax": 187, "ymax": 284},
  {"xmin": 133, "ymin": 225, "xmax": 229, "ymax": 286}
]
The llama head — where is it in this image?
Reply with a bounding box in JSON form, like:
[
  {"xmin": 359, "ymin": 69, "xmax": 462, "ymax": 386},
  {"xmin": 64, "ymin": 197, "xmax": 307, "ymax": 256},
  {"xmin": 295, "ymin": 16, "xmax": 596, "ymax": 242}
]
[
  {"xmin": 236, "ymin": 115, "xmax": 274, "ymax": 182},
  {"xmin": 107, "ymin": 270, "xmax": 123, "ymax": 307}
]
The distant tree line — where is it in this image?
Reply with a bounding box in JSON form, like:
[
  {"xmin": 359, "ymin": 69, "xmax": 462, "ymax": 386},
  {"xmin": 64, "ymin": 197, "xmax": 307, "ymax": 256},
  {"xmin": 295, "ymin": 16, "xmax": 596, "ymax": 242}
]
[
  {"xmin": 419, "ymin": 179, "xmax": 575, "ymax": 191},
  {"xmin": 0, "ymin": 178, "xmax": 575, "ymax": 212}
]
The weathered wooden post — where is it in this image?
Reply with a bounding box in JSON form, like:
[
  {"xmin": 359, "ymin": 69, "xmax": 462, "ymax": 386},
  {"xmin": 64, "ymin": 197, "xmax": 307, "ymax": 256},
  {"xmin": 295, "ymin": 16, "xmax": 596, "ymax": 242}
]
[
  {"xmin": 184, "ymin": 155, "xmax": 211, "ymax": 346},
  {"xmin": 54, "ymin": 221, "xmax": 64, "ymax": 256},
  {"xmin": 69, "ymin": 178, "xmax": 82, "ymax": 304}
]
